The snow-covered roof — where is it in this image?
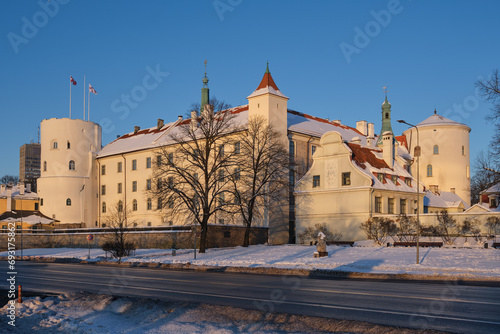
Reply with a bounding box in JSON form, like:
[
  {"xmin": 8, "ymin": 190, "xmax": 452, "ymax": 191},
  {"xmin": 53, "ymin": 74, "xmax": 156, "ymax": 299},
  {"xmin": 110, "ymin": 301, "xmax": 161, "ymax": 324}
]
[
  {"xmin": 346, "ymin": 142, "xmax": 419, "ymax": 192},
  {"xmin": 424, "ymin": 190, "xmax": 469, "ymax": 209},
  {"xmin": 0, "ymin": 210, "xmax": 57, "ymax": 224},
  {"xmin": 464, "ymin": 203, "xmax": 500, "ymax": 213},
  {"xmin": 416, "ymin": 113, "xmax": 470, "ymax": 129},
  {"xmin": 0, "ymin": 184, "xmax": 38, "ymax": 199},
  {"xmin": 481, "ymin": 182, "xmax": 500, "ymax": 195}
]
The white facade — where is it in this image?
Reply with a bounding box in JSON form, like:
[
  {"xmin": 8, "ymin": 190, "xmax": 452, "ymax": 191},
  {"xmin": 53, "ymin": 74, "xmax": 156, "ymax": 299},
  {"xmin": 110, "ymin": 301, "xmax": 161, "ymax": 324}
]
[
  {"xmin": 37, "ymin": 118, "xmax": 101, "ymax": 227},
  {"xmin": 403, "ymin": 113, "xmax": 471, "ymax": 206}
]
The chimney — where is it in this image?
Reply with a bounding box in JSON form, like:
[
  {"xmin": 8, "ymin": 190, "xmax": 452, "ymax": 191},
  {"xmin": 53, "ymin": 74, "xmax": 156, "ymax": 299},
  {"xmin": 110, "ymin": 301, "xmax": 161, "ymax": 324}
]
[
  {"xmin": 6, "ymin": 187, "xmax": 12, "ymax": 212},
  {"xmin": 18, "ymin": 182, "xmax": 25, "ymax": 195},
  {"xmin": 26, "ymin": 183, "xmax": 31, "ymax": 193},
  {"xmin": 157, "ymin": 119, "xmax": 164, "ymax": 130},
  {"xmin": 177, "ymin": 115, "xmax": 183, "ymax": 122},
  {"xmin": 332, "ymin": 120, "xmax": 341, "ymax": 124},
  {"xmin": 356, "ymin": 120, "xmax": 368, "ymax": 136},
  {"xmin": 366, "ymin": 123, "xmax": 375, "ymax": 147},
  {"xmin": 191, "ymin": 110, "xmax": 197, "ymax": 129},
  {"xmin": 134, "ymin": 126, "xmax": 140, "ymax": 134},
  {"xmin": 450, "ymin": 187, "xmax": 455, "ymax": 194},
  {"xmin": 430, "ymin": 185, "xmax": 439, "ymax": 194},
  {"xmin": 382, "ymin": 131, "xmax": 394, "ymax": 169}
]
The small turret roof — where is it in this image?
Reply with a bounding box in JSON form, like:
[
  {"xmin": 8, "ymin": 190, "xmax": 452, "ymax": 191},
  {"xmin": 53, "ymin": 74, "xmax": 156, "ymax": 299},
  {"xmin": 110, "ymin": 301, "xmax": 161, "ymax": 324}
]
[
  {"xmin": 416, "ymin": 113, "xmax": 469, "ymax": 128},
  {"xmin": 247, "ymin": 64, "xmax": 288, "ymax": 99}
]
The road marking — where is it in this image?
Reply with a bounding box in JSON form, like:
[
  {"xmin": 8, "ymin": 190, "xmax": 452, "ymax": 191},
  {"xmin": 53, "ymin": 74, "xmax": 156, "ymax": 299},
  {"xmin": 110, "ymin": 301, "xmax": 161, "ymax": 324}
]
[
  {"xmin": 15, "ymin": 273, "xmax": 500, "ymax": 327},
  {"xmin": 14, "ymin": 265, "xmax": 500, "ymax": 307}
]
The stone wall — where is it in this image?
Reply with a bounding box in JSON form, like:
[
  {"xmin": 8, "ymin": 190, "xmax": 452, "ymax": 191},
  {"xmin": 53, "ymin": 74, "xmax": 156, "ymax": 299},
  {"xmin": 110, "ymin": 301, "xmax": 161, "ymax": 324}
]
[{"xmin": 0, "ymin": 225, "xmax": 268, "ymax": 251}]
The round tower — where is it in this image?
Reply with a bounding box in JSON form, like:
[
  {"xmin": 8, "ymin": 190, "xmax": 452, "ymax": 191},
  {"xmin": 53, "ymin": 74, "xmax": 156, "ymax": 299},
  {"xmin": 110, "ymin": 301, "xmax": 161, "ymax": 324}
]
[
  {"xmin": 37, "ymin": 118, "xmax": 102, "ymax": 227},
  {"xmin": 403, "ymin": 111, "xmax": 471, "ymax": 205}
]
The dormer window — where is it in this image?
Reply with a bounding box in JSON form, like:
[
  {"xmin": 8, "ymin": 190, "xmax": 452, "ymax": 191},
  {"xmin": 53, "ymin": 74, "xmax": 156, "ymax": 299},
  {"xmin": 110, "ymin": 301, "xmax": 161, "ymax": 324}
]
[
  {"xmin": 391, "ymin": 175, "xmax": 398, "ymax": 184},
  {"xmin": 377, "ymin": 173, "xmax": 384, "ymax": 183}
]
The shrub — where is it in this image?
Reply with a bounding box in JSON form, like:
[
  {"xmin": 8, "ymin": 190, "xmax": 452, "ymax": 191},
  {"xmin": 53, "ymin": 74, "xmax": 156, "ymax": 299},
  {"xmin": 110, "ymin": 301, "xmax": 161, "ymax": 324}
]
[
  {"xmin": 486, "ymin": 216, "xmax": 500, "ymax": 236},
  {"xmin": 436, "ymin": 210, "xmax": 459, "ymax": 245},
  {"xmin": 395, "ymin": 214, "xmax": 418, "ymax": 242},
  {"xmin": 101, "ymin": 241, "xmax": 135, "ymax": 261},
  {"xmin": 460, "ymin": 218, "xmax": 482, "ymax": 243},
  {"xmin": 360, "ymin": 217, "xmax": 397, "ymax": 246},
  {"xmin": 298, "ymin": 223, "xmax": 342, "ymax": 244}
]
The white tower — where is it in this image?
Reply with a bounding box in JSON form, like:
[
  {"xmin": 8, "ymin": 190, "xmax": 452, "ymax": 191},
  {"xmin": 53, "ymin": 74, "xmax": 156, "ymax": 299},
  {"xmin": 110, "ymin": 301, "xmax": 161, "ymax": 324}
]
[
  {"xmin": 37, "ymin": 118, "xmax": 102, "ymax": 227},
  {"xmin": 403, "ymin": 111, "xmax": 471, "ymax": 205}
]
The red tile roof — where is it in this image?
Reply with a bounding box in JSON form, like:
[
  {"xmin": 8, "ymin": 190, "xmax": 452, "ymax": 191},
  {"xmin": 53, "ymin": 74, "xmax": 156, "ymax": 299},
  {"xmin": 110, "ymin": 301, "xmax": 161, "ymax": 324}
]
[
  {"xmin": 255, "ymin": 72, "xmax": 280, "ymax": 91},
  {"xmin": 347, "ymin": 142, "xmax": 390, "ymax": 170},
  {"xmin": 395, "ymin": 135, "xmax": 408, "ymax": 149}
]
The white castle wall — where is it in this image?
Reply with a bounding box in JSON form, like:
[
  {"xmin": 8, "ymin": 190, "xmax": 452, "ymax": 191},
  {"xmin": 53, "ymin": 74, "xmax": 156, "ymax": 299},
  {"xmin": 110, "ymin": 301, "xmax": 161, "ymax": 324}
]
[{"xmin": 37, "ymin": 118, "xmax": 101, "ymax": 227}]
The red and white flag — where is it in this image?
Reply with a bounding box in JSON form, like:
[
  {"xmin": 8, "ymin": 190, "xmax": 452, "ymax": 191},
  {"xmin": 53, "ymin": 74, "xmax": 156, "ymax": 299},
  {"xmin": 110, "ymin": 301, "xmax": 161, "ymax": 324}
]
[
  {"xmin": 70, "ymin": 76, "xmax": 77, "ymax": 85},
  {"xmin": 89, "ymin": 84, "xmax": 97, "ymax": 95}
]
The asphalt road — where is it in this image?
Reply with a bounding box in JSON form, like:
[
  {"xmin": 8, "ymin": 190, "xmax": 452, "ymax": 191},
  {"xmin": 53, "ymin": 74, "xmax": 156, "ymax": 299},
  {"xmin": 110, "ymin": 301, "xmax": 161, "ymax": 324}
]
[{"xmin": 1, "ymin": 261, "xmax": 500, "ymax": 333}]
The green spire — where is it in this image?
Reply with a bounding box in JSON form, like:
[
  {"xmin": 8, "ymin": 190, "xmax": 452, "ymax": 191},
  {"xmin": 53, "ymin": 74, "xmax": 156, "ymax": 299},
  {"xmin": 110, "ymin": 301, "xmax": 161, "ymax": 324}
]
[
  {"xmin": 376, "ymin": 95, "xmax": 394, "ymax": 146},
  {"xmin": 265, "ymin": 62, "xmax": 270, "ymax": 74},
  {"xmin": 201, "ymin": 60, "xmax": 209, "ymax": 112}
]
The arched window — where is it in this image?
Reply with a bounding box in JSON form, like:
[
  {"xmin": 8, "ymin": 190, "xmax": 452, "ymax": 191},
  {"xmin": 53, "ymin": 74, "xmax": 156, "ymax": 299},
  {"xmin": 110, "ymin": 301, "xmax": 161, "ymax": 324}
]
[
  {"xmin": 427, "ymin": 164, "xmax": 433, "ymax": 177},
  {"xmin": 385, "ymin": 113, "xmax": 389, "ymax": 119},
  {"xmin": 102, "ymin": 202, "xmax": 106, "ymax": 213},
  {"xmin": 157, "ymin": 198, "xmax": 162, "ymax": 210},
  {"xmin": 147, "ymin": 198, "xmax": 152, "ymax": 210},
  {"xmin": 433, "ymin": 145, "xmax": 439, "ymax": 155},
  {"xmin": 53, "ymin": 141, "xmax": 58, "ymax": 149},
  {"xmin": 69, "ymin": 160, "xmax": 75, "ymax": 170},
  {"xmin": 118, "ymin": 200, "xmax": 123, "ymax": 213},
  {"xmin": 133, "ymin": 199, "xmax": 138, "ymax": 211},
  {"xmin": 67, "ymin": 141, "xmax": 71, "ymax": 149},
  {"xmin": 66, "ymin": 198, "xmax": 71, "ymax": 206},
  {"xmin": 43, "ymin": 161, "xmax": 47, "ymax": 172}
]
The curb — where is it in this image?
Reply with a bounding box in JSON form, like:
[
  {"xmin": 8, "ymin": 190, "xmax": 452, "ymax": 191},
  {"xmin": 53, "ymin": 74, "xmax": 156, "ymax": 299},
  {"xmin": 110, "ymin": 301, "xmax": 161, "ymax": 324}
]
[{"xmin": 4, "ymin": 256, "xmax": 500, "ymax": 284}]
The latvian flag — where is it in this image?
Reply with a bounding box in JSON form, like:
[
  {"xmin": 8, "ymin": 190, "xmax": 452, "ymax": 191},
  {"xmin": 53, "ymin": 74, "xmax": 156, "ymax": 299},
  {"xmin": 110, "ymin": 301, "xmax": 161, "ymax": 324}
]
[
  {"xmin": 89, "ymin": 84, "xmax": 97, "ymax": 95},
  {"xmin": 70, "ymin": 76, "xmax": 77, "ymax": 85}
]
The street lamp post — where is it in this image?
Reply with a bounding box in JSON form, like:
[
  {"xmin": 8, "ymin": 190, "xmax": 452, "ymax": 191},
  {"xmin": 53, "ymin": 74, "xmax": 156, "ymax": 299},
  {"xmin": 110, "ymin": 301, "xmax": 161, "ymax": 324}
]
[{"xmin": 398, "ymin": 120, "xmax": 420, "ymax": 265}]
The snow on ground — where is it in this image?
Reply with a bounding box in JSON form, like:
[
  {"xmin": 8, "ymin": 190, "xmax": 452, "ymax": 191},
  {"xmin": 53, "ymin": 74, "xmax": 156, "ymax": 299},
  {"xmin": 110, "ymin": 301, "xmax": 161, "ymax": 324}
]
[
  {"xmin": 3, "ymin": 238, "xmax": 500, "ymax": 279},
  {"xmin": 0, "ymin": 291, "xmax": 447, "ymax": 334}
]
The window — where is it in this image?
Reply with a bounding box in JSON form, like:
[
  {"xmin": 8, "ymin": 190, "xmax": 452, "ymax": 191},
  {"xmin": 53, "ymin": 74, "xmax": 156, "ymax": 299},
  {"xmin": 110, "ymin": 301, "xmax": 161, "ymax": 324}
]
[
  {"xmin": 101, "ymin": 185, "xmax": 106, "ymax": 195},
  {"xmin": 147, "ymin": 198, "xmax": 152, "ymax": 210},
  {"xmin": 147, "ymin": 222, "xmax": 152, "ymax": 227},
  {"xmin": 40, "ymin": 198, "xmax": 43, "ymax": 206},
  {"xmin": 413, "ymin": 200, "xmax": 418, "ymax": 214},
  {"xmin": 462, "ymin": 146, "xmax": 465, "ymax": 156},
  {"xmin": 157, "ymin": 198, "xmax": 163, "ymax": 209},
  {"xmin": 132, "ymin": 181, "xmax": 137, "ymax": 192},
  {"xmin": 157, "ymin": 178, "xmax": 163, "ymax": 190},
  {"xmin": 234, "ymin": 168, "xmax": 241, "ymax": 181},
  {"xmin": 218, "ymin": 193, "xmax": 225, "ymax": 206},
  {"xmin": 234, "ymin": 142, "xmax": 240, "ymax": 154},
  {"xmin": 101, "ymin": 165, "xmax": 106, "ymax": 175},
  {"xmin": 102, "ymin": 202, "xmax": 106, "ymax": 213},
  {"xmin": 219, "ymin": 144, "xmax": 225, "ymax": 157},
  {"xmin": 391, "ymin": 175, "xmax": 398, "ymax": 184},
  {"xmin": 193, "ymin": 173, "xmax": 199, "ymax": 181},
  {"xmin": 35, "ymin": 203, "xmax": 39, "ymax": 210},
  {"xmin": 167, "ymin": 197, "xmax": 174, "ymax": 209},
  {"xmin": 167, "ymin": 177, "xmax": 173, "ymax": 188},
  {"xmin": 43, "ymin": 161, "xmax": 47, "ymax": 172},
  {"xmin": 289, "ymin": 169, "xmax": 295, "ymax": 185},
  {"xmin": 117, "ymin": 161, "xmax": 123, "ymax": 173},
  {"xmin": 433, "ymin": 145, "xmax": 439, "ymax": 155},
  {"xmin": 53, "ymin": 141, "xmax": 58, "ymax": 149},
  {"xmin": 311, "ymin": 145, "xmax": 317, "ymax": 156},
  {"xmin": 466, "ymin": 165, "xmax": 470, "ymax": 179},
  {"xmin": 117, "ymin": 183, "xmax": 122, "ymax": 194},
  {"xmin": 313, "ymin": 175, "xmax": 320, "ymax": 188},
  {"xmin": 133, "ymin": 199, "xmax": 138, "ymax": 211},
  {"xmin": 289, "ymin": 141, "xmax": 295, "ymax": 156},
  {"xmin": 427, "ymin": 164, "xmax": 433, "ymax": 177},
  {"xmin": 66, "ymin": 198, "xmax": 71, "ymax": 206},
  {"xmin": 132, "ymin": 159, "xmax": 137, "ymax": 170},
  {"xmin": 168, "ymin": 153, "xmax": 174, "ymax": 165},
  {"xmin": 146, "ymin": 157, "xmax": 151, "ymax": 168},
  {"xmin": 375, "ymin": 197, "xmax": 382, "ymax": 213},
  {"xmin": 67, "ymin": 141, "xmax": 71, "ymax": 149},
  {"xmin": 146, "ymin": 179, "xmax": 152, "ymax": 190},
  {"xmin": 118, "ymin": 200, "xmax": 123, "ymax": 212},
  {"xmin": 69, "ymin": 160, "xmax": 75, "ymax": 170},
  {"xmin": 398, "ymin": 198, "xmax": 404, "ymax": 213},
  {"xmin": 377, "ymin": 173, "xmax": 384, "ymax": 183},
  {"xmin": 342, "ymin": 172, "xmax": 351, "ymax": 186},
  {"xmin": 193, "ymin": 149, "xmax": 199, "ymax": 158},
  {"xmin": 219, "ymin": 219, "xmax": 225, "ymax": 225},
  {"xmin": 405, "ymin": 178, "xmax": 411, "ymax": 187},
  {"xmin": 219, "ymin": 170, "xmax": 225, "ymax": 183},
  {"xmin": 388, "ymin": 198, "xmax": 395, "ymax": 214},
  {"xmin": 156, "ymin": 155, "xmax": 162, "ymax": 167}
]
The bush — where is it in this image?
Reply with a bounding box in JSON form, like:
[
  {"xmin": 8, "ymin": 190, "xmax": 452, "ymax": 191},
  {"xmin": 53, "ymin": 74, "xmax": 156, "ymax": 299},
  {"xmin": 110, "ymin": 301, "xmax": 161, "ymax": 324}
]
[
  {"xmin": 486, "ymin": 216, "xmax": 500, "ymax": 236},
  {"xmin": 298, "ymin": 223, "xmax": 342, "ymax": 244},
  {"xmin": 102, "ymin": 241, "xmax": 135, "ymax": 261},
  {"xmin": 360, "ymin": 217, "xmax": 397, "ymax": 246},
  {"xmin": 395, "ymin": 214, "xmax": 418, "ymax": 242},
  {"xmin": 460, "ymin": 218, "xmax": 482, "ymax": 243},
  {"xmin": 436, "ymin": 210, "xmax": 459, "ymax": 245}
]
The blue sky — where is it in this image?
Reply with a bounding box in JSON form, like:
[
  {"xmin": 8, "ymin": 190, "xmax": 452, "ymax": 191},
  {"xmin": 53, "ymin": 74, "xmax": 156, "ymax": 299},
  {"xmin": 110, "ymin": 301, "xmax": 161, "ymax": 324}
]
[{"xmin": 1, "ymin": 0, "xmax": 499, "ymax": 177}]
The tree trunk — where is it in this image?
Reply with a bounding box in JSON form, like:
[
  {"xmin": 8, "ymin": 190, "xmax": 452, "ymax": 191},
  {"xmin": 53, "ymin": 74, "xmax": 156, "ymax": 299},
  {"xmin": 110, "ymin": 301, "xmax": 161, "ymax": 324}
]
[
  {"xmin": 243, "ymin": 223, "xmax": 251, "ymax": 247},
  {"xmin": 199, "ymin": 222, "xmax": 207, "ymax": 253}
]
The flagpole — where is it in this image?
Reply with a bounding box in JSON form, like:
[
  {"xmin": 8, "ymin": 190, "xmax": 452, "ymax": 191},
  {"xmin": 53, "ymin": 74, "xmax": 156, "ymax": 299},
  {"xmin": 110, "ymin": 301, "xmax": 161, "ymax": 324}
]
[
  {"xmin": 69, "ymin": 77, "xmax": 72, "ymax": 119},
  {"xmin": 88, "ymin": 85, "xmax": 91, "ymax": 121},
  {"xmin": 83, "ymin": 75, "xmax": 86, "ymax": 121}
]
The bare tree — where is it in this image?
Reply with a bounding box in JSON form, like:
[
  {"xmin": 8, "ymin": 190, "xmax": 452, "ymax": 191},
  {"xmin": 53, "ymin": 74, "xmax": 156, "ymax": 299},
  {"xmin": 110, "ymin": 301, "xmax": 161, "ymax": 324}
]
[
  {"xmin": 360, "ymin": 217, "xmax": 397, "ymax": 246},
  {"xmin": 470, "ymin": 150, "xmax": 500, "ymax": 204},
  {"xmin": 0, "ymin": 175, "xmax": 19, "ymax": 185},
  {"xmin": 228, "ymin": 116, "xmax": 289, "ymax": 247},
  {"xmin": 396, "ymin": 214, "xmax": 418, "ymax": 242},
  {"xmin": 460, "ymin": 218, "xmax": 482, "ymax": 244},
  {"xmin": 476, "ymin": 70, "xmax": 500, "ymax": 163},
  {"xmin": 101, "ymin": 202, "xmax": 136, "ymax": 263},
  {"xmin": 152, "ymin": 98, "xmax": 238, "ymax": 253},
  {"xmin": 436, "ymin": 210, "xmax": 459, "ymax": 245}
]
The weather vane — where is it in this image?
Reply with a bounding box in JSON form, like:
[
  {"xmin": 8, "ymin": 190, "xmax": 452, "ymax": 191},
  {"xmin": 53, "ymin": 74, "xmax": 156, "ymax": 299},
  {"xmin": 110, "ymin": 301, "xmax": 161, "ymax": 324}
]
[{"xmin": 383, "ymin": 86, "xmax": 388, "ymax": 94}]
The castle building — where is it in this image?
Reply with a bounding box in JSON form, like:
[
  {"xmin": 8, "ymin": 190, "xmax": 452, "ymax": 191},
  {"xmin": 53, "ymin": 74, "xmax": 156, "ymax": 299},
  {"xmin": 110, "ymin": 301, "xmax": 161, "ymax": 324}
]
[{"xmin": 37, "ymin": 65, "xmax": 471, "ymax": 243}]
